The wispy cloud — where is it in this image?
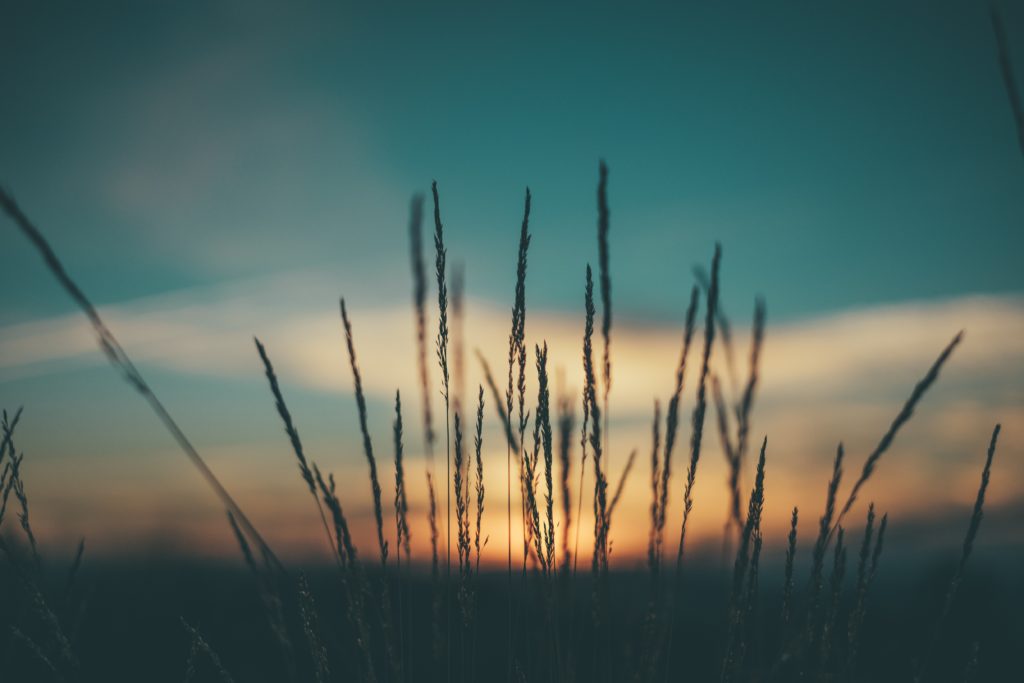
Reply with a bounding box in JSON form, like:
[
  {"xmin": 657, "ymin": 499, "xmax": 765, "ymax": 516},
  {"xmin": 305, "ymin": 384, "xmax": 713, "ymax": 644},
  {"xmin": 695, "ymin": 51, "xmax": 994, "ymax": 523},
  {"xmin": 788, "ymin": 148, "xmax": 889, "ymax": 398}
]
[
  {"xmin": 1, "ymin": 274, "xmax": 1021, "ymax": 408},
  {"xmin": 2, "ymin": 276, "xmax": 1021, "ymax": 564}
]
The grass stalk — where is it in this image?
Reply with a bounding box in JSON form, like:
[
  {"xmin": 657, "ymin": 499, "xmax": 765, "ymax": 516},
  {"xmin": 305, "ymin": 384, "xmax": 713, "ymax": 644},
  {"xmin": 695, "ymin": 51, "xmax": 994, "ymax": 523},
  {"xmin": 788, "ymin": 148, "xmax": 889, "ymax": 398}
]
[
  {"xmin": 721, "ymin": 437, "xmax": 767, "ymax": 682},
  {"xmin": 297, "ymin": 572, "xmax": 331, "ymax": 683},
  {"xmin": 226, "ymin": 511, "xmax": 296, "ymax": 682},
  {"xmin": 663, "ymin": 244, "xmax": 720, "ymax": 681},
  {"xmin": 837, "ymin": 332, "xmax": 963, "ymax": 526},
  {"xmin": 393, "ymin": 391, "xmax": 410, "ymax": 679},
  {"xmin": 340, "ymin": 298, "xmax": 401, "ymax": 681},
  {"xmin": 781, "ymin": 507, "xmax": 799, "ymax": 629},
  {"xmin": 314, "ymin": 465, "xmax": 377, "ymax": 683},
  {"xmin": 557, "ymin": 382, "xmax": 575, "ymax": 576},
  {"xmin": 914, "ymin": 424, "xmax": 1001, "ymax": 682},
  {"xmin": 653, "ymin": 287, "xmax": 700, "ymax": 584},
  {"xmin": 430, "ymin": 180, "xmax": 453, "ymax": 683},
  {"xmin": 471, "ymin": 386, "xmax": 486, "ymax": 681},
  {"xmin": 847, "ymin": 504, "xmax": 886, "ymax": 678},
  {"xmin": 596, "ymin": 161, "xmax": 612, "ymax": 472},
  {"xmin": 407, "ymin": 190, "xmax": 443, "ymax": 671},
  {"xmin": 181, "ymin": 618, "xmax": 236, "ymax": 683},
  {"xmin": 504, "ymin": 187, "xmax": 532, "ymax": 680},
  {"xmin": 254, "ymin": 338, "xmax": 338, "ymax": 562},
  {"xmin": 0, "ymin": 189, "xmax": 282, "ymax": 572}
]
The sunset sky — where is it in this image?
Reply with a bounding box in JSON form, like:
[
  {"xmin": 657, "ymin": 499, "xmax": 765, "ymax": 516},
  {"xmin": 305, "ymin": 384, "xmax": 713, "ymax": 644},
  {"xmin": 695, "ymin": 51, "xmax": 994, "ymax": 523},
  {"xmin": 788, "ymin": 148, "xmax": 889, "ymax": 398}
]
[{"xmin": 0, "ymin": 1, "xmax": 1021, "ymax": 567}]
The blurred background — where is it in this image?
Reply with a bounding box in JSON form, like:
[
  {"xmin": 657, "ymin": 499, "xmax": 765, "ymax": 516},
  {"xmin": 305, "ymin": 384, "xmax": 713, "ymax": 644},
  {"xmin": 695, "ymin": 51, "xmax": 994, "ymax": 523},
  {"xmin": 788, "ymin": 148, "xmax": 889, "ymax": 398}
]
[{"xmin": 0, "ymin": 0, "xmax": 1021, "ymax": 575}]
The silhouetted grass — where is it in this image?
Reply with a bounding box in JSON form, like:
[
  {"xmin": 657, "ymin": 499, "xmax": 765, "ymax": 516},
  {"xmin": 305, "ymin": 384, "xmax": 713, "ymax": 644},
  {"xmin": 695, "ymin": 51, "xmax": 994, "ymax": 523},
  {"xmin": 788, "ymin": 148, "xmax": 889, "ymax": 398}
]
[
  {"xmin": 254, "ymin": 338, "xmax": 337, "ymax": 561},
  {"xmin": 838, "ymin": 332, "xmax": 963, "ymax": 525},
  {"xmin": 914, "ymin": 424, "xmax": 1002, "ymax": 682},
  {"xmin": 596, "ymin": 160, "xmax": 612, "ymax": 458},
  {"xmin": 406, "ymin": 190, "xmax": 442, "ymax": 669},
  {"xmin": 990, "ymin": 6, "xmax": 1024, "ymax": 157},
  {"xmin": 0, "ymin": 173, "xmax": 1013, "ymax": 683},
  {"xmin": 0, "ymin": 189, "xmax": 282, "ymax": 573},
  {"xmin": 780, "ymin": 506, "xmax": 798, "ymax": 629},
  {"xmin": 556, "ymin": 383, "xmax": 575, "ymax": 576},
  {"xmin": 504, "ymin": 187, "xmax": 532, "ymax": 678},
  {"xmin": 429, "ymin": 180, "xmax": 452, "ymax": 682},
  {"xmin": 673, "ymin": 244, "xmax": 721, "ymax": 579},
  {"xmin": 652, "ymin": 286, "xmax": 699, "ymax": 582},
  {"xmin": 181, "ymin": 618, "xmax": 236, "ymax": 683}
]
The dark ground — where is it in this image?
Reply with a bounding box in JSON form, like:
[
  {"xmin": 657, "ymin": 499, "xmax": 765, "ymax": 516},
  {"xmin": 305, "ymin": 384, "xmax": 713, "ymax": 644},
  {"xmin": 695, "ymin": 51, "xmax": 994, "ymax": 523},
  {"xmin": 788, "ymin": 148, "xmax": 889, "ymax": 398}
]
[{"xmin": 1, "ymin": 547, "xmax": 1021, "ymax": 683}]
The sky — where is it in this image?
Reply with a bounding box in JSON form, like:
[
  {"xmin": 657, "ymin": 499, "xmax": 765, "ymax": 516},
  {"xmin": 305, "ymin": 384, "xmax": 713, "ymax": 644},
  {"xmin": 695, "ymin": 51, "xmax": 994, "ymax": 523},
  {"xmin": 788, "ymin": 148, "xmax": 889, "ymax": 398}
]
[{"xmin": 0, "ymin": 1, "xmax": 1022, "ymax": 568}]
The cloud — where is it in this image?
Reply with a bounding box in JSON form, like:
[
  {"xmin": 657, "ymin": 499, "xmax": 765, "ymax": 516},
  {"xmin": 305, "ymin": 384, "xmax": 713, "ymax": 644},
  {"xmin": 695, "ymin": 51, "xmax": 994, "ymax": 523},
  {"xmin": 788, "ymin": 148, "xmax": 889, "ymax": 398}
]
[
  {"xmin": 1, "ymin": 274, "xmax": 1021, "ymax": 412},
  {"xmin": 3, "ymin": 276, "xmax": 1021, "ymax": 563}
]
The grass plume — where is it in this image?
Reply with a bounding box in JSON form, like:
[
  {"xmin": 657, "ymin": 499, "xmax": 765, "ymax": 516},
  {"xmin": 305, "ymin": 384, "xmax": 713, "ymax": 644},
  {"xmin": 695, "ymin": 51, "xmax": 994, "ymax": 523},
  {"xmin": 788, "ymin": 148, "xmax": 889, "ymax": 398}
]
[
  {"xmin": 452, "ymin": 261, "xmax": 467, "ymax": 413},
  {"xmin": 536, "ymin": 343, "xmax": 556, "ymax": 574},
  {"xmin": 430, "ymin": 179, "xmax": 453, "ymax": 680},
  {"xmin": 393, "ymin": 391, "xmax": 411, "ymax": 677},
  {"xmin": 340, "ymin": 299, "xmax": 389, "ymax": 568},
  {"xmin": 596, "ymin": 160, "xmax": 612, "ymax": 432},
  {"xmin": 663, "ymin": 245, "xmax": 720, "ymax": 679},
  {"xmin": 181, "ymin": 618, "xmax": 236, "ymax": 683},
  {"xmin": 2, "ymin": 410, "xmax": 40, "ymax": 573},
  {"xmin": 556, "ymin": 383, "xmax": 575, "ymax": 574},
  {"xmin": 674, "ymin": 244, "xmax": 721, "ymax": 575},
  {"xmin": 735, "ymin": 299, "xmax": 765, "ymax": 474},
  {"xmin": 652, "ymin": 287, "xmax": 700, "ymax": 580},
  {"xmin": 409, "ymin": 189, "xmax": 443, "ymax": 669},
  {"xmin": 394, "ymin": 391, "xmax": 411, "ymax": 563},
  {"xmin": 582, "ymin": 265, "xmax": 608, "ymax": 579},
  {"xmin": 647, "ymin": 400, "xmax": 663, "ymax": 575},
  {"xmin": 408, "ymin": 193, "xmax": 435, "ymax": 456},
  {"xmin": 453, "ymin": 406, "xmax": 473, "ymax": 622},
  {"xmin": 808, "ymin": 445, "xmax": 846, "ymax": 641},
  {"xmin": 914, "ymin": 424, "xmax": 1001, "ymax": 682},
  {"xmin": 504, "ymin": 187, "xmax": 532, "ymax": 675},
  {"xmin": 721, "ymin": 437, "xmax": 767, "ymax": 682},
  {"xmin": 340, "ymin": 299, "xmax": 401, "ymax": 681},
  {"xmin": 473, "ymin": 386, "xmax": 486, "ymax": 575},
  {"xmin": 254, "ymin": 338, "xmax": 337, "ymax": 561},
  {"xmin": 847, "ymin": 504, "xmax": 887, "ymax": 677},
  {"xmin": 781, "ymin": 507, "xmax": 799, "ymax": 629},
  {"xmin": 837, "ymin": 332, "xmax": 963, "ymax": 525}
]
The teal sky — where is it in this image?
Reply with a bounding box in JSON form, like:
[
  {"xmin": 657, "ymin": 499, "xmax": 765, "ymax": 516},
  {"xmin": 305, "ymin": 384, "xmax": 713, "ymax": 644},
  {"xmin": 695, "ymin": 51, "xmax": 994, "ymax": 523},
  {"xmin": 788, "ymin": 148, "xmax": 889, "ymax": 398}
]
[
  {"xmin": 2, "ymin": 0, "xmax": 1022, "ymax": 326},
  {"xmin": 1, "ymin": 1, "xmax": 1023, "ymax": 561}
]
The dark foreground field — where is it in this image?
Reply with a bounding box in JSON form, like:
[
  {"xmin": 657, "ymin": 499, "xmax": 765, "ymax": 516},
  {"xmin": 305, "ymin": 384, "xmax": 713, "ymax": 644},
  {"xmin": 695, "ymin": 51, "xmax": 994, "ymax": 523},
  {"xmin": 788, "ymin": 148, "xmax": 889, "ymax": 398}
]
[
  {"xmin": 2, "ymin": 138, "xmax": 1022, "ymax": 682},
  {"xmin": 2, "ymin": 545, "xmax": 1021, "ymax": 683}
]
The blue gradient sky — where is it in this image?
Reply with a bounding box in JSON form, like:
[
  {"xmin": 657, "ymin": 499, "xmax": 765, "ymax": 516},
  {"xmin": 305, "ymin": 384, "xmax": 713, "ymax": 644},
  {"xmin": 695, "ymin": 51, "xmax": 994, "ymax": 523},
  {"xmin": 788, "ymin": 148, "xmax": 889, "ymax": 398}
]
[
  {"xmin": 2, "ymin": 1, "xmax": 1022, "ymax": 323},
  {"xmin": 0, "ymin": 1, "xmax": 1022, "ymax": 562}
]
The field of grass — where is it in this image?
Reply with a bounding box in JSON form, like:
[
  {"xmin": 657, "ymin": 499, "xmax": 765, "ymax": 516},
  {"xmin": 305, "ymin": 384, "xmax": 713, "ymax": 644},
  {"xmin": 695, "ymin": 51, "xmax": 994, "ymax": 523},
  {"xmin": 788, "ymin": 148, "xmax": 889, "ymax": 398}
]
[{"xmin": 0, "ymin": 156, "xmax": 1018, "ymax": 683}]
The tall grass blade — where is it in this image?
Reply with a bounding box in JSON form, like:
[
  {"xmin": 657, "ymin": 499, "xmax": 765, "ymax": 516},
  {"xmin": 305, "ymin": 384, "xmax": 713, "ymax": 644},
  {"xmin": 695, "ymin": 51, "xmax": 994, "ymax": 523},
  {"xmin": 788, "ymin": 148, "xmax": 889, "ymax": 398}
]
[
  {"xmin": 430, "ymin": 179, "xmax": 453, "ymax": 683},
  {"xmin": 0, "ymin": 189, "xmax": 282, "ymax": 572},
  {"xmin": 596, "ymin": 161, "xmax": 612, "ymax": 450},
  {"xmin": 837, "ymin": 332, "xmax": 962, "ymax": 525},
  {"xmin": 504, "ymin": 187, "xmax": 532, "ymax": 680},
  {"xmin": 781, "ymin": 507, "xmax": 798, "ymax": 629},
  {"xmin": 914, "ymin": 424, "xmax": 1001, "ymax": 682},
  {"xmin": 254, "ymin": 338, "xmax": 337, "ymax": 560}
]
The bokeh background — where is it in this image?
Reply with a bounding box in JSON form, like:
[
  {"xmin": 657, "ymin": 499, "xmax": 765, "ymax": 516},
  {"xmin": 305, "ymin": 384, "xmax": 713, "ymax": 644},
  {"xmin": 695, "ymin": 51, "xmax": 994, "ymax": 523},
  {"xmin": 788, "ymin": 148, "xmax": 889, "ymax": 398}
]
[{"xmin": 1, "ymin": 0, "xmax": 1022, "ymax": 572}]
